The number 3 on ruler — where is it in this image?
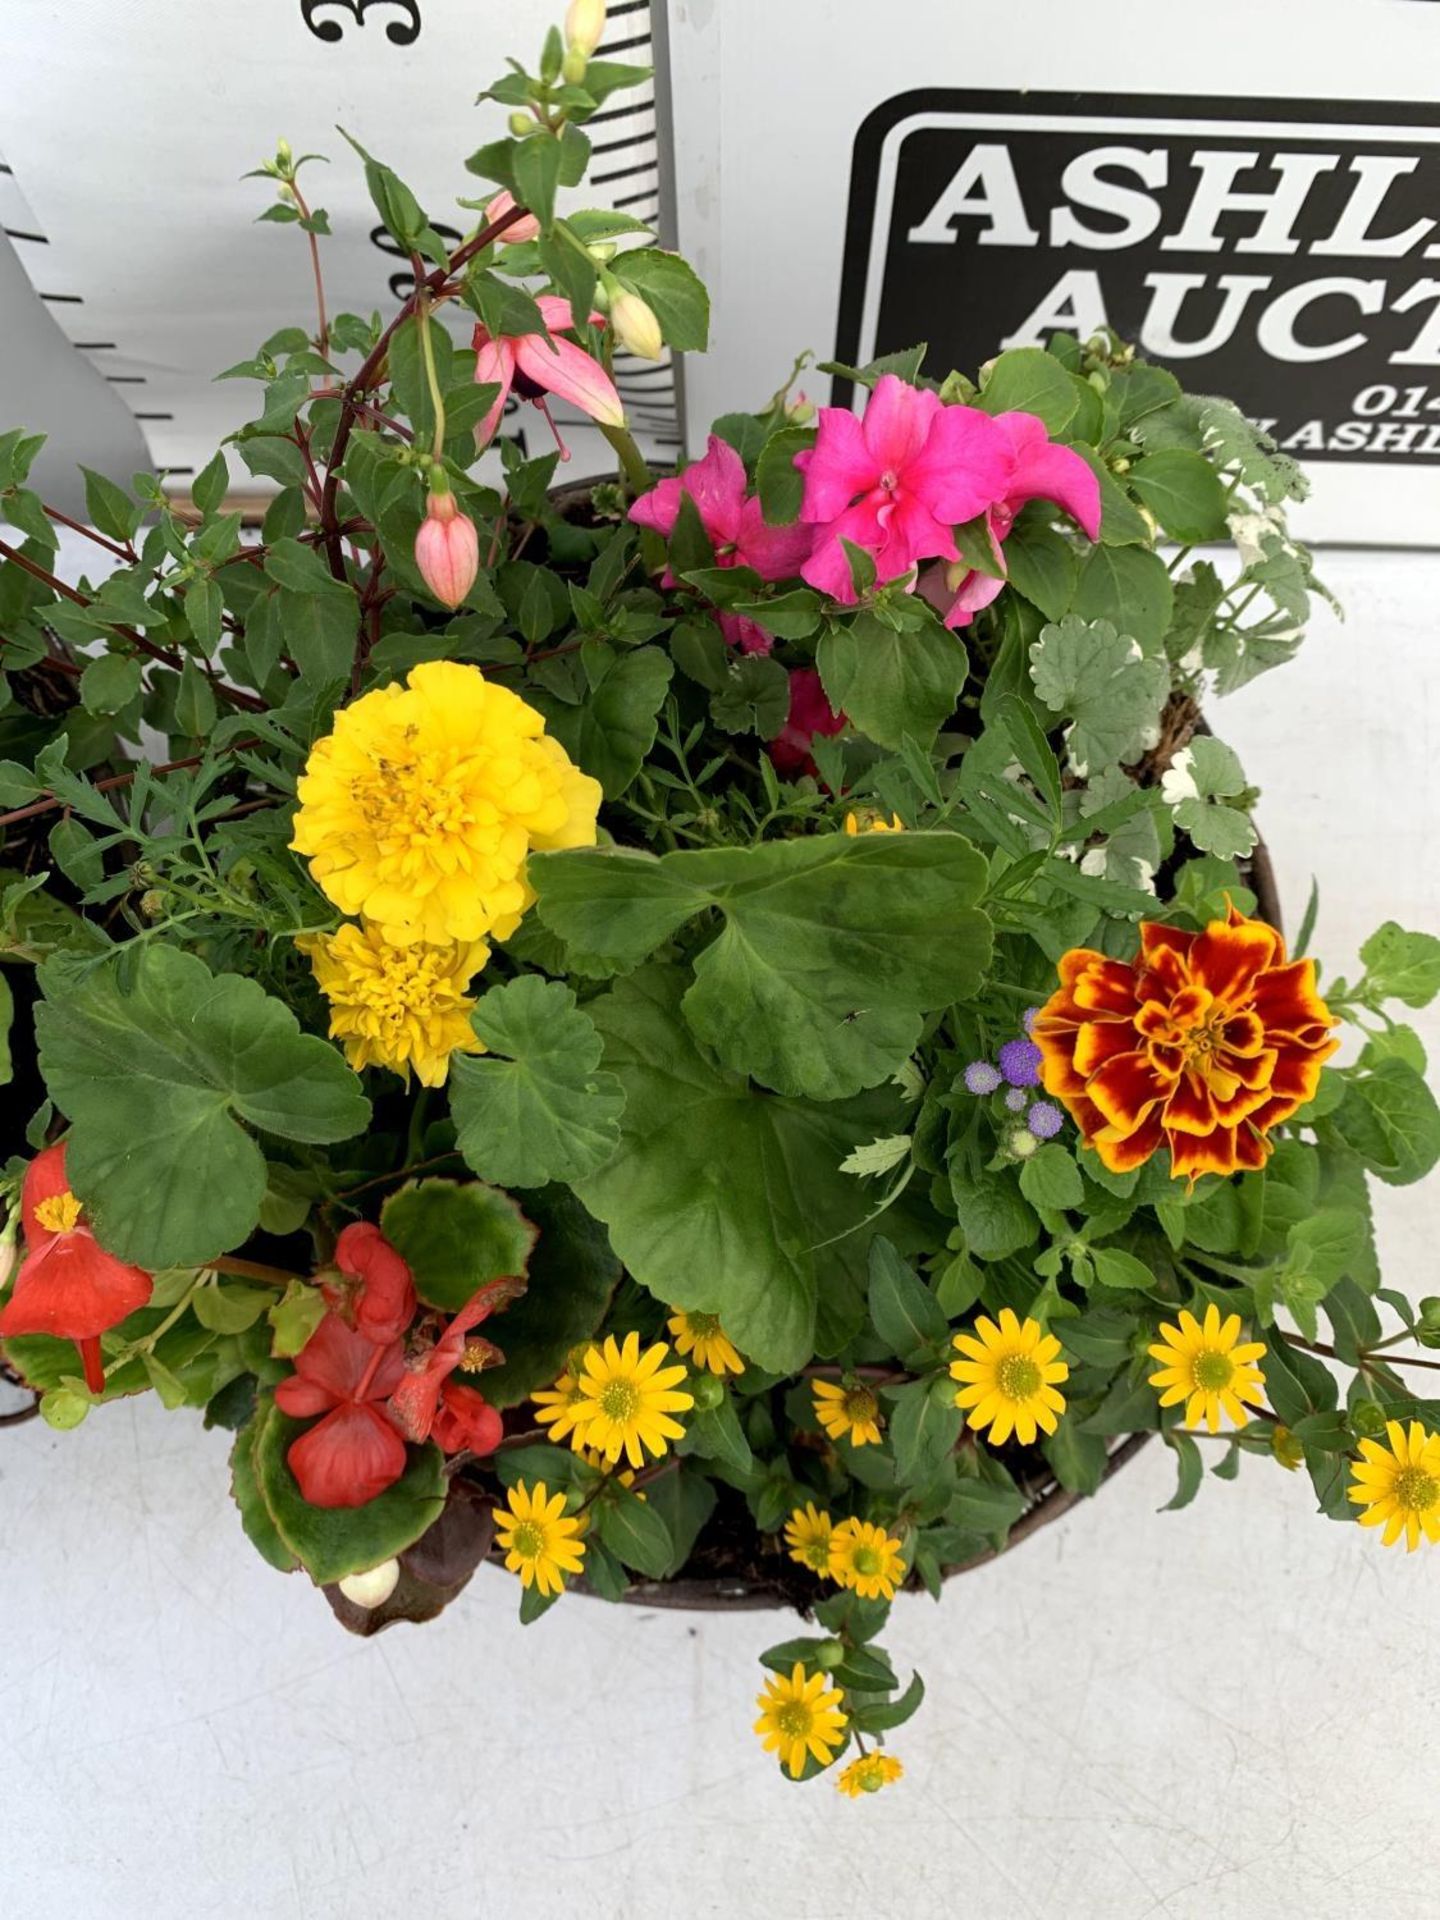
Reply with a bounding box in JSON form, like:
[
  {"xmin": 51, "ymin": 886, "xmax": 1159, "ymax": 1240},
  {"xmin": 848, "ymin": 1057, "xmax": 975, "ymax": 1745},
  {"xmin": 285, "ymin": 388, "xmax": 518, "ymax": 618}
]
[{"xmin": 301, "ymin": 0, "xmax": 422, "ymax": 46}]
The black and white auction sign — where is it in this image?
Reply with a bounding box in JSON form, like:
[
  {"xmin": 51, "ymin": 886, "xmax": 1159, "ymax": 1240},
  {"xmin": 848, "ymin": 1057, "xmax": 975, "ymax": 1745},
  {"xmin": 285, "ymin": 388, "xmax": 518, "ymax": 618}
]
[
  {"xmin": 0, "ymin": 0, "xmax": 675, "ymax": 484},
  {"xmin": 668, "ymin": 0, "xmax": 1440, "ymax": 545}
]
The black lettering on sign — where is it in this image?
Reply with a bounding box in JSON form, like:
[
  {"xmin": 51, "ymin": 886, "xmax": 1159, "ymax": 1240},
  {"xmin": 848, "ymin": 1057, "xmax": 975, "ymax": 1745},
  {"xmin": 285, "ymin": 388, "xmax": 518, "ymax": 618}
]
[
  {"xmin": 370, "ymin": 222, "xmax": 462, "ymax": 301},
  {"xmin": 301, "ymin": 0, "xmax": 421, "ymax": 46},
  {"xmin": 836, "ymin": 91, "xmax": 1440, "ymax": 462}
]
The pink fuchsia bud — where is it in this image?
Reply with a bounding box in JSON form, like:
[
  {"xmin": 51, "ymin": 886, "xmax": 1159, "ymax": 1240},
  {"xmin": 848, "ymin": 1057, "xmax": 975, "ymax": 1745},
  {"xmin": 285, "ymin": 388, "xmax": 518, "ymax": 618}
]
[
  {"xmin": 608, "ymin": 288, "xmax": 663, "ymax": 361},
  {"xmin": 565, "ymin": 0, "xmax": 606, "ymax": 58},
  {"xmin": 484, "ymin": 189, "xmax": 540, "ymax": 247},
  {"xmin": 415, "ymin": 490, "xmax": 479, "ymax": 609}
]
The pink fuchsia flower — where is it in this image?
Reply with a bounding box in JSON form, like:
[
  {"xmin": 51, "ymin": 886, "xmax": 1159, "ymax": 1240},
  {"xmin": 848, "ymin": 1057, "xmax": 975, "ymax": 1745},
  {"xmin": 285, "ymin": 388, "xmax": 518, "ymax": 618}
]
[
  {"xmin": 921, "ymin": 412, "xmax": 1102, "ymax": 630},
  {"xmin": 0, "ymin": 1142, "xmax": 152, "ymax": 1395},
  {"xmin": 795, "ymin": 375, "xmax": 1013, "ymax": 602},
  {"xmin": 320, "ymin": 1222, "xmax": 416, "ymax": 1347},
  {"xmin": 472, "ymin": 295, "xmax": 623, "ymax": 454},
  {"xmin": 274, "ymin": 1313, "xmax": 408, "ymax": 1509},
  {"xmin": 767, "ymin": 666, "xmax": 846, "ymax": 778},
  {"xmin": 414, "ymin": 489, "xmax": 480, "ymax": 609},
  {"xmin": 630, "ymin": 434, "xmax": 814, "ymax": 655},
  {"xmin": 388, "ymin": 1278, "xmax": 518, "ymax": 1446},
  {"xmin": 482, "ymin": 188, "xmax": 540, "ymax": 246}
]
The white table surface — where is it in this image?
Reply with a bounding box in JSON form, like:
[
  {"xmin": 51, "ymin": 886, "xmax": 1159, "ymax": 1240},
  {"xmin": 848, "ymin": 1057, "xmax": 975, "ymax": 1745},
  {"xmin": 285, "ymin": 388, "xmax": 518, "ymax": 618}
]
[{"xmin": 2, "ymin": 549, "xmax": 1438, "ymax": 1920}]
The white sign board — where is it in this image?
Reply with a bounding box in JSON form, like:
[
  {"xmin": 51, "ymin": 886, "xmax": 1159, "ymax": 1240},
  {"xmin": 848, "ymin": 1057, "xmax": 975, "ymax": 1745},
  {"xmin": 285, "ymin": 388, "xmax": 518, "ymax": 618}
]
[{"xmin": 667, "ymin": 0, "xmax": 1440, "ymax": 545}]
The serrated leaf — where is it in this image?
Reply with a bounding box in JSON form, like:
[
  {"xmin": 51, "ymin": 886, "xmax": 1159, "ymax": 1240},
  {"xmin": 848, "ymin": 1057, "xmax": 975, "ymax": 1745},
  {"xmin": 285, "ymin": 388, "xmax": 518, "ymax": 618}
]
[{"xmin": 1029, "ymin": 614, "xmax": 1168, "ymax": 776}]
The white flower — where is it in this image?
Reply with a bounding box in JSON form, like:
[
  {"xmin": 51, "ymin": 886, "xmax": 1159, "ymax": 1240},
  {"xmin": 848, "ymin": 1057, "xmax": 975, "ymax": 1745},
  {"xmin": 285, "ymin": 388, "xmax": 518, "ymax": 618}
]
[{"xmin": 338, "ymin": 1559, "xmax": 401, "ymax": 1609}]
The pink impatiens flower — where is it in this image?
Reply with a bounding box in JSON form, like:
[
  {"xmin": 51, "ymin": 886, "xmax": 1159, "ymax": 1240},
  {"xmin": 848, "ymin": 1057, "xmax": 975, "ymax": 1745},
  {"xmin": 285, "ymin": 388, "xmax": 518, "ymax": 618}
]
[
  {"xmin": 473, "ymin": 294, "xmax": 624, "ymax": 454},
  {"xmin": 629, "ymin": 434, "xmax": 814, "ymax": 654},
  {"xmin": 795, "ymin": 374, "xmax": 1013, "ymax": 602},
  {"xmin": 922, "ymin": 411, "xmax": 1102, "ymax": 630},
  {"xmin": 767, "ymin": 666, "xmax": 846, "ymax": 778}
]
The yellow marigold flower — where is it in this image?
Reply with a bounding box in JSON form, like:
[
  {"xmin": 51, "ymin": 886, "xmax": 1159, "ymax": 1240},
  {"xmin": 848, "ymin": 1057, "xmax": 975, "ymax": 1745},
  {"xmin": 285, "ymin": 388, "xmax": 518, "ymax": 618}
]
[
  {"xmin": 298, "ymin": 920, "xmax": 488, "ymax": 1086},
  {"xmin": 532, "ymin": 1371, "xmax": 593, "ymax": 1452},
  {"xmin": 1147, "ymin": 1305, "xmax": 1266, "ymax": 1433},
  {"xmin": 813, "ymin": 1377, "xmax": 883, "ymax": 1447},
  {"xmin": 574, "ymin": 1332, "xmax": 694, "ymax": 1469},
  {"xmin": 666, "ymin": 1309, "xmax": 745, "ymax": 1377},
  {"xmin": 493, "ymin": 1479, "xmax": 587, "ymax": 1596},
  {"xmin": 784, "ymin": 1501, "xmax": 838, "ymax": 1575},
  {"xmin": 1348, "ymin": 1419, "xmax": 1440, "ymax": 1551},
  {"xmin": 950, "ymin": 1308, "xmax": 1068, "ymax": 1445},
  {"xmin": 290, "ymin": 660, "xmax": 601, "ymax": 947},
  {"xmin": 836, "ymin": 1751, "xmax": 904, "ymax": 1797},
  {"xmin": 829, "ymin": 1517, "xmax": 906, "ymax": 1600},
  {"xmin": 843, "ymin": 809, "xmax": 903, "ymax": 835},
  {"xmin": 753, "ymin": 1662, "xmax": 848, "ymax": 1778}
]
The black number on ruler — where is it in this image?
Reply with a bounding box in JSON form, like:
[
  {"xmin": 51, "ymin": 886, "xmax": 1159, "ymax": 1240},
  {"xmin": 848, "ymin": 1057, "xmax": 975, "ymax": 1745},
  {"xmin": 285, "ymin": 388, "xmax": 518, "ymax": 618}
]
[
  {"xmin": 301, "ymin": 1, "xmax": 421, "ymax": 46},
  {"xmin": 370, "ymin": 222, "xmax": 462, "ymax": 300}
]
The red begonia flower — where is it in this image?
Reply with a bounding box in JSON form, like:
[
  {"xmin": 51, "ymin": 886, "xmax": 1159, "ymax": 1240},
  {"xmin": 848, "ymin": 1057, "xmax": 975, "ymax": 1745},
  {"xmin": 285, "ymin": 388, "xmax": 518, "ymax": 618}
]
[
  {"xmin": 0, "ymin": 1142, "xmax": 152, "ymax": 1394},
  {"xmin": 431, "ymin": 1380, "xmax": 504, "ymax": 1456},
  {"xmin": 275, "ymin": 1312, "xmax": 408, "ymax": 1508},
  {"xmin": 388, "ymin": 1279, "xmax": 516, "ymax": 1445},
  {"xmin": 320, "ymin": 1222, "xmax": 417, "ymax": 1346}
]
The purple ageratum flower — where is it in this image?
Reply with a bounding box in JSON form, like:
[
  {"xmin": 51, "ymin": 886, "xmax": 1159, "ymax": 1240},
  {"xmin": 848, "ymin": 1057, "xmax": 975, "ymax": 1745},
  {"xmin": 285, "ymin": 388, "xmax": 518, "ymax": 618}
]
[
  {"xmin": 963, "ymin": 1060, "xmax": 1003, "ymax": 1095},
  {"xmin": 1022, "ymin": 1006, "xmax": 1039, "ymax": 1036},
  {"xmin": 1027, "ymin": 1101, "xmax": 1064, "ymax": 1140},
  {"xmin": 1005, "ymin": 1087, "xmax": 1028, "ymax": 1112},
  {"xmin": 998, "ymin": 1037, "xmax": 1043, "ymax": 1088}
]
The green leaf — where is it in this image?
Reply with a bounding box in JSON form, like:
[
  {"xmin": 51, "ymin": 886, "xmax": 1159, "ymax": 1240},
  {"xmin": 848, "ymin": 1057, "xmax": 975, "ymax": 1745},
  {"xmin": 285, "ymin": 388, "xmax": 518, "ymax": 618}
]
[
  {"xmin": 755, "ymin": 426, "xmax": 812, "ymax": 525},
  {"xmin": 535, "ymin": 831, "xmax": 992, "ymax": 1101},
  {"xmin": 1029, "ymin": 614, "xmax": 1169, "ymax": 776},
  {"xmin": 1070, "ymin": 543, "xmax": 1174, "ymax": 653},
  {"xmin": 1358, "ymin": 922, "xmax": 1440, "ymax": 1009},
  {"xmin": 817, "ymin": 611, "xmax": 966, "ymax": 751},
  {"xmin": 949, "ymin": 1169, "xmax": 1038, "ymax": 1260},
  {"xmin": 1165, "ymin": 736, "xmax": 1256, "ymax": 860},
  {"xmin": 683, "ymin": 1391, "xmax": 754, "ymax": 1475},
  {"xmin": 191, "ymin": 450, "xmax": 230, "ymax": 520},
  {"xmin": 230, "ymin": 1419, "xmax": 298, "ymax": 1572},
  {"xmin": 277, "ymin": 583, "xmax": 357, "ymax": 685},
  {"xmin": 1068, "ymin": 444, "xmax": 1152, "ymax": 546},
  {"xmin": 608, "ymin": 248, "xmax": 710, "ymax": 352},
  {"xmin": 1128, "ymin": 450, "xmax": 1228, "ymax": 544},
  {"xmin": 977, "ymin": 348, "xmax": 1079, "ymax": 436},
  {"xmin": 1332, "ymin": 1061, "xmax": 1440, "ymax": 1187},
  {"xmin": 595, "ymin": 1484, "xmax": 674, "ymax": 1577},
  {"xmin": 0, "ymin": 970, "xmax": 12, "ymax": 1085},
  {"xmin": 468, "ymin": 1185, "xmax": 618, "ymax": 1408},
  {"xmin": 1042, "ymin": 1420, "xmax": 1108, "ymax": 1495},
  {"xmin": 253, "ymin": 1399, "xmax": 446, "ymax": 1585},
  {"xmin": 36, "ymin": 946, "xmax": 370, "ymax": 1268},
  {"xmin": 512, "ymin": 132, "xmax": 563, "ymax": 233},
  {"xmin": 889, "ymin": 1379, "xmax": 962, "ymax": 1485},
  {"xmin": 574, "ymin": 968, "xmax": 884, "ymax": 1371},
  {"xmin": 449, "ymin": 976, "xmax": 625, "ymax": 1187},
  {"xmin": 868, "ymin": 1235, "xmax": 948, "ymax": 1363},
  {"xmin": 1160, "ymin": 1430, "xmax": 1204, "ymax": 1510},
  {"xmin": 1003, "ymin": 522, "xmax": 1078, "ymax": 622},
  {"xmin": 1089, "ymin": 1246, "xmax": 1157, "ymax": 1291},
  {"xmin": 532, "ymin": 646, "xmax": 672, "ymax": 799},
  {"xmin": 80, "ymin": 653, "xmax": 143, "ymax": 716},
  {"xmin": 849, "ymin": 1670, "xmax": 925, "ymax": 1734},
  {"xmin": 948, "ymin": 1476, "xmax": 1025, "ymax": 1538},
  {"xmin": 192, "ymin": 1282, "xmax": 272, "ymax": 1335},
  {"xmin": 380, "ymin": 1178, "xmax": 536, "ymax": 1313},
  {"xmin": 1018, "ymin": 1144, "xmax": 1084, "ymax": 1212},
  {"xmin": 81, "ymin": 466, "xmax": 142, "ymax": 545}
]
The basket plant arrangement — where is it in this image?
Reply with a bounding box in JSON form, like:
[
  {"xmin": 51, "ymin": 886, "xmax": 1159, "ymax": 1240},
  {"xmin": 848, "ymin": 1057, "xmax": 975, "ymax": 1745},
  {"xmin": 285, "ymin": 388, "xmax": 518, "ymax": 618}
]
[{"xmin": 5, "ymin": 0, "xmax": 1440, "ymax": 1795}]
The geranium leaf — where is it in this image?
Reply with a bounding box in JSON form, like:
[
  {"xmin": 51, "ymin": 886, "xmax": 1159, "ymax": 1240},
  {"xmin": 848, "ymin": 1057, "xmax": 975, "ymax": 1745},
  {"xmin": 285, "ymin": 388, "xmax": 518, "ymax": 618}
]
[
  {"xmin": 474, "ymin": 1185, "xmax": 619, "ymax": 1408},
  {"xmin": 450, "ymin": 977, "xmax": 625, "ymax": 1188},
  {"xmin": 35, "ymin": 946, "xmax": 370, "ymax": 1269},
  {"xmin": 531, "ymin": 646, "xmax": 673, "ymax": 799},
  {"xmin": 575, "ymin": 968, "xmax": 890, "ymax": 1372},
  {"xmin": 817, "ymin": 610, "xmax": 967, "ymax": 750}
]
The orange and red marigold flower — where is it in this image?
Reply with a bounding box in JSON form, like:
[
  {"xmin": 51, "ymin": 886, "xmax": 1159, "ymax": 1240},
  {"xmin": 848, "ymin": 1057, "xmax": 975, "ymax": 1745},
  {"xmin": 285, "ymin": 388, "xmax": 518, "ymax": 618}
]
[{"xmin": 1032, "ymin": 906, "xmax": 1339, "ymax": 1182}]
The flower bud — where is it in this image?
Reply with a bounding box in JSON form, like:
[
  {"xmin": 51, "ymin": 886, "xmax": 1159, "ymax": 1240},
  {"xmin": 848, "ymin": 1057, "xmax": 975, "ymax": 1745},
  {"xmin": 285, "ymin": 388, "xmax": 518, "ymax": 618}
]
[
  {"xmin": 561, "ymin": 45, "xmax": 589, "ymax": 84},
  {"xmin": 414, "ymin": 489, "xmax": 480, "ymax": 609},
  {"xmin": 689, "ymin": 1370, "xmax": 725, "ymax": 1413},
  {"xmin": 812, "ymin": 1638, "xmax": 846, "ymax": 1671},
  {"xmin": 608, "ymin": 288, "xmax": 664, "ymax": 361},
  {"xmin": 785, "ymin": 392, "xmax": 815, "ymax": 426},
  {"xmin": 928, "ymin": 1371, "xmax": 959, "ymax": 1408},
  {"xmin": 484, "ymin": 189, "xmax": 540, "ymax": 246},
  {"xmin": 1419, "ymin": 1296, "xmax": 1440, "ymax": 1329},
  {"xmin": 1270, "ymin": 1424, "xmax": 1304, "ymax": 1471},
  {"xmin": 338, "ymin": 1559, "xmax": 401, "ymax": 1609},
  {"xmin": 0, "ymin": 1214, "xmax": 17, "ymax": 1291},
  {"xmin": 508, "ymin": 111, "xmax": 533, "ymax": 138},
  {"xmin": 1007, "ymin": 1127, "xmax": 1039, "ymax": 1160},
  {"xmin": 565, "ymin": 0, "xmax": 606, "ymax": 59},
  {"xmin": 587, "ymin": 241, "xmax": 618, "ymax": 266},
  {"xmin": 1351, "ymin": 1399, "xmax": 1389, "ymax": 1440}
]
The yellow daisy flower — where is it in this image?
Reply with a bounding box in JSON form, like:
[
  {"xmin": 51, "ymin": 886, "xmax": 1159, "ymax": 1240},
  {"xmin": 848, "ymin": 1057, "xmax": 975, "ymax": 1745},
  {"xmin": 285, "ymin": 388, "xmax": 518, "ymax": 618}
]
[
  {"xmin": 829, "ymin": 1517, "xmax": 906, "ymax": 1600},
  {"xmin": 532, "ymin": 1371, "xmax": 593, "ymax": 1453},
  {"xmin": 493, "ymin": 1479, "xmax": 587, "ymax": 1596},
  {"xmin": 836, "ymin": 1751, "xmax": 904, "ymax": 1797},
  {"xmin": 574, "ymin": 1332, "xmax": 695, "ymax": 1468},
  {"xmin": 1147, "ymin": 1305, "xmax": 1267, "ymax": 1433},
  {"xmin": 298, "ymin": 920, "xmax": 488, "ymax": 1086},
  {"xmin": 753, "ymin": 1662, "xmax": 848, "ymax": 1778},
  {"xmin": 843, "ymin": 809, "xmax": 904, "ymax": 835},
  {"xmin": 813, "ymin": 1377, "xmax": 884, "ymax": 1447},
  {"xmin": 784, "ymin": 1502, "xmax": 838, "ymax": 1576},
  {"xmin": 1348, "ymin": 1418, "xmax": 1440, "ymax": 1551},
  {"xmin": 666, "ymin": 1309, "xmax": 745, "ymax": 1377},
  {"xmin": 949, "ymin": 1309, "xmax": 1069, "ymax": 1445},
  {"xmin": 290, "ymin": 660, "xmax": 600, "ymax": 947}
]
